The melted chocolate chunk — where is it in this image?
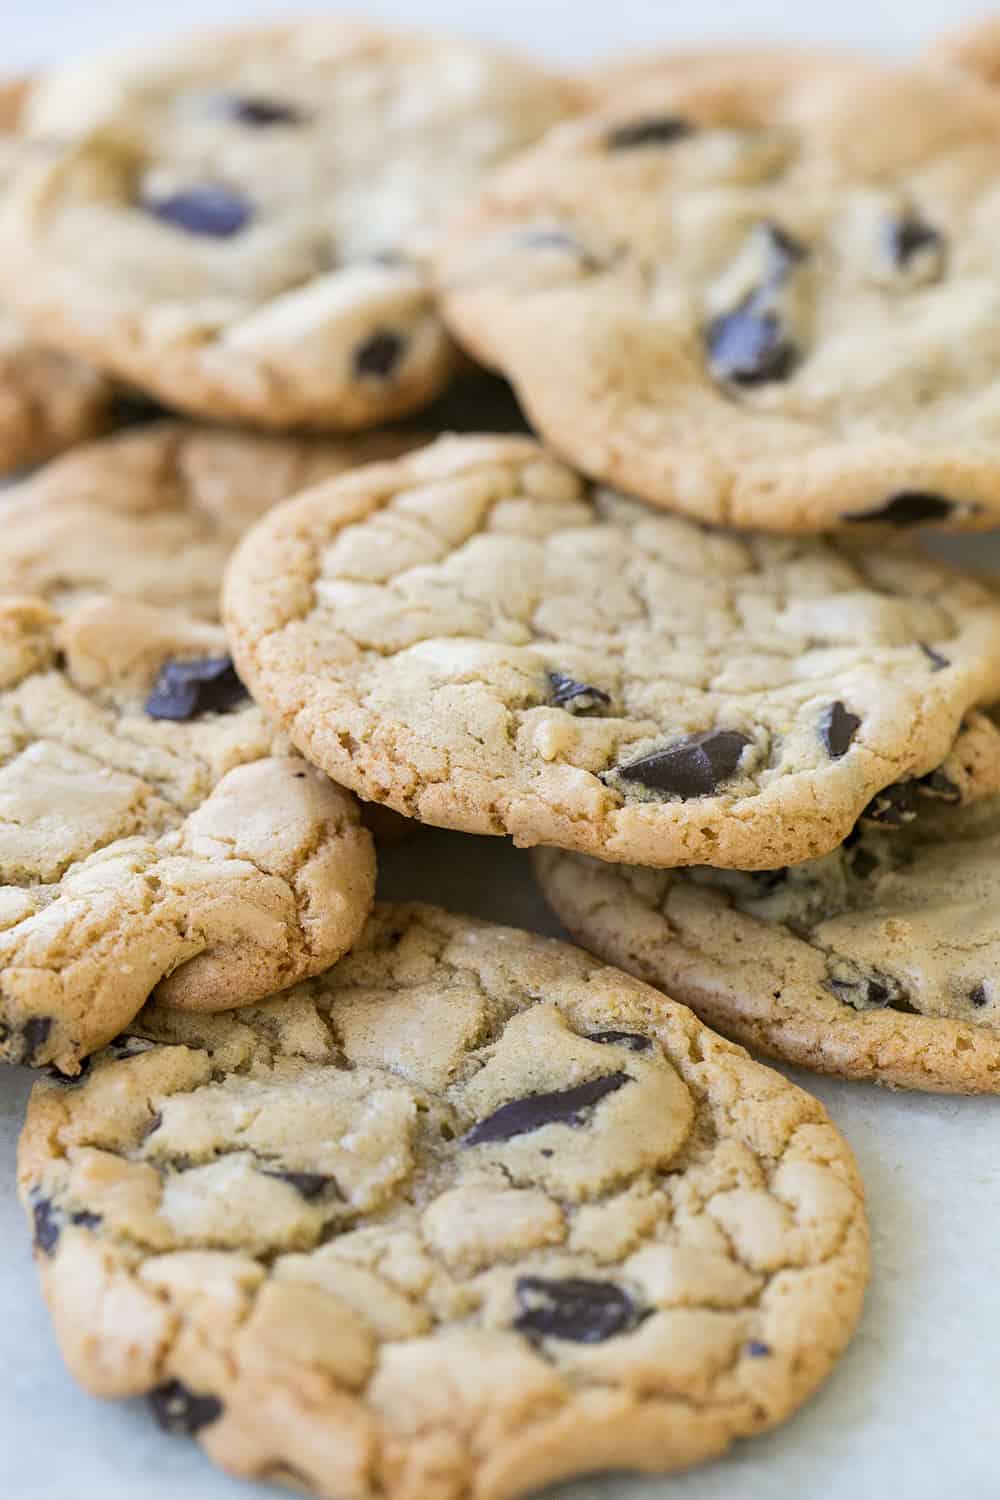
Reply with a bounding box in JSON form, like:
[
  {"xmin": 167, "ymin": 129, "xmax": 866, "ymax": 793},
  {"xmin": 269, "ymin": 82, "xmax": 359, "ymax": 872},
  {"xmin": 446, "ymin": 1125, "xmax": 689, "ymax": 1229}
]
[
  {"xmin": 970, "ymin": 984, "xmax": 989, "ymax": 1007},
  {"xmin": 353, "ymin": 330, "xmax": 406, "ymax": 380},
  {"xmin": 820, "ymin": 701, "xmax": 861, "ymax": 759},
  {"xmin": 918, "ymin": 768, "xmax": 960, "ymax": 803},
  {"xmin": 514, "ymin": 1276, "xmax": 645, "ymax": 1343},
  {"xmin": 615, "ymin": 729, "xmax": 751, "ymax": 798},
  {"xmin": 587, "ymin": 1030, "xmax": 652, "ymax": 1052},
  {"xmin": 224, "ymin": 95, "xmax": 303, "ymax": 127},
  {"xmin": 828, "ymin": 976, "xmax": 891, "ymax": 1008},
  {"xmin": 705, "ymin": 304, "xmax": 799, "ymax": 385},
  {"xmin": 887, "ymin": 214, "xmax": 944, "ymax": 269},
  {"xmin": 261, "ymin": 1169, "xmax": 338, "ymax": 1201},
  {"xmin": 746, "ymin": 1339, "xmax": 772, "ymax": 1358},
  {"xmin": 21, "ymin": 1016, "xmax": 52, "ymax": 1065},
  {"xmin": 606, "ymin": 115, "xmax": 692, "ymax": 150},
  {"xmin": 144, "ymin": 185, "xmax": 253, "ymax": 238},
  {"xmin": 32, "ymin": 1199, "xmax": 60, "ymax": 1255},
  {"xmin": 862, "ymin": 780, "xmax": 918, "ymax": 826},
  {"xmin": 145, "ymin": 656, "xmax": 247, "ymax": 721},
  {"xmin": 464, "ymin": 1072, "xmax": 629, "ymax": 1146},
  {"xmin": 149, "ymin": 1380, "xmax": 224, "ymax": 1436},
  {"xmin": 547, "ymin": 671, "xmax": 612, "ymax": 715},
  {"xmin": 846, "ymin": 492, "xmax": 958, "ymax": 526},
  {"xmin": 919, "ymin": 642, "xmax": 949, "ymax": 672}
]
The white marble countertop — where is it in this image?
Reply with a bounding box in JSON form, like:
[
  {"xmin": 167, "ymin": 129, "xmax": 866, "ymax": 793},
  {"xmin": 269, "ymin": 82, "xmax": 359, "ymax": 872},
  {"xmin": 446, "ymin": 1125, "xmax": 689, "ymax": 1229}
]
[{"xmin": 3, "ymin": 5, "xmax": 1000, "ymax": 1499}]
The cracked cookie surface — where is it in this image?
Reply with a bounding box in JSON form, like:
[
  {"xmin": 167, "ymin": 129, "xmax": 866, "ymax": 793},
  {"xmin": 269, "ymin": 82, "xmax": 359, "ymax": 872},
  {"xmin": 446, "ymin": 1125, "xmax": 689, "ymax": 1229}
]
[
  {"xmin": 436, "ymin": 63, "xmax": 1000, "ymax": 531},
  {"xmin": 536, "ymin": 794, "xmax": 1000, "ymax": 1093},
  {"xmin": 18, "ymin": 902, "xmax": 869, "ymax": 1500},
  {"xmin": 0, "ymin": 594, "xmax": 375, "ymax": 1074},
  {"xmin": 223, "ymin": 435, "xmax": 1000, "ymax": 870},
  {"xmin": 0, "ymin": 77, "xmax": 113, "ymax": 471},
  {"xmin": 0, "ymin": 421, "xmax": 426, "ymax": 618},
  {"xmin": 0, "ymin": 20, "xmax": 578, "ymax": 431}
]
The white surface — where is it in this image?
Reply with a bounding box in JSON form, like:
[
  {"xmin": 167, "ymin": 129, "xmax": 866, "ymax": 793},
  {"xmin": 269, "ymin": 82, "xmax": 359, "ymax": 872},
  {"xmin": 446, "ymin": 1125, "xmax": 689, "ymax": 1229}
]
[{"xmin": 3, "ymin": 4, "xmax": 1000, "ymax": 1500}]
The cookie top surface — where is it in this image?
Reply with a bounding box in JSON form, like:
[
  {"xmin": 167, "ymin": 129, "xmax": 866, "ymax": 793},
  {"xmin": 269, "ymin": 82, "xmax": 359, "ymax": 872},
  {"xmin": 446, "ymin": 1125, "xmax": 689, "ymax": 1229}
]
[
  {"xmin": 0, "ymin": 21, "xmax": 578, "ymax": 430},
  {"xmin": 223, "ymin": 434, "xmax": 1000, "ymax": 870},
  {"xmin": 436, "ymin": 63, "xmax": 1000, "ymax": 531},
  {"xmin": 587, "ymin": 43, "xmax": 866, "ymax": 103},
  {"xmin": 0, "ymin": 78, "xmax": 113, "ymax": 470},
  {"xmin": 18, "ymin": 902, "xmax": 868, "ymax": 1499},
  {"xmin": 927, "ymin": 17, "xmax": 1000, "ymax": 88},
  {"xmin": 0, "ymin": 594, "xmax": 375, "ymax": 1074},
  {"xmin": 536, "ymin": 794, "xmax": 1000, "ymax": 1094},
  {"xmin": 0, "ymin": 420, "xmax": 426, "ymax": 618}
]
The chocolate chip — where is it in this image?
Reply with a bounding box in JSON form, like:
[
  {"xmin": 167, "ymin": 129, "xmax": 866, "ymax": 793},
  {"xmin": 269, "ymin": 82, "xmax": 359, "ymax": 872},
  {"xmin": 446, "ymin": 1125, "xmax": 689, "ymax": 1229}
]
[
  {"xmin": 705, "ymin": 304, "xmax": 799, "ymax": 385},
  {"xmin": 862, "ymin": 781, "xmax": 918, "ymax": 826},
  {"xmin": 149, "ymin": 1380, "xmax": 224, "ymax": 1436},
  {"xmin": 746, "ymin": 1339, "xmax": 772, "ymax": 1357},
  {"xmin": 72, "ymin": 1210, "xmax": 102, "ymax": 1232},
  {"xmin": 614, "ymin": 730, "xmax": 751, "ymax": 798},
  {"xmin": 820, "ymin": 701, "xmax": 861, "ymax": 759},
  {"xmin": 845, "ymin": 492, "xmax": 958, "ymax": 526},
  {"xmin": 143, "ymin": 185, "xmax": 253, "ymax": 238},
  {"xmin": 547, "ymin": 671, "xmax": 611, "ymax": 715},
  {"xmin": 353, "ymin": 330, "xmax": 406, "ymax": 380},
  {"xmin": 464, "ymin": 1072, "xmax": 630, "ymax": 1146},
  {"xmin": 21, "ymin": 1016, "xmax": 52, "ymax": 1065},
  {"xmin": 918, "ymin": 768, "xmax": 960, "ymax": 803},
  {"xmin": 606, "ymin": 115, "xmax": 692, "ymax": 150},
  {"xmin": 850, "ymin": 846, "xmax": 879, "ymax": 880},
  {"xmin": 145, "ymin": 656, "xmax": 247, "ymax": 721},
  {"xmin": 514, "ymin": 1276, "xmax": 645, "ymax": 1343},
  {"xmin": 261, "ymin": 1169, "xmax": 337, "ymax": 1201},
  {"xmin": 970, "ymin": 984, "xmax": 989, "ymax": 1007},
  {"xmin": 919, "ymin": 643, "xmax": 950, "ymax": 672},
  {"xmin": 586, "ymin": 1030, "xmax": 652, "ymax": 1053},
  {"xmin": 887, "ymin": 214, "xmax": 944, "ymax": 270},
  {"xmin": 32, "ymin": 1198, "xmax": 60, "ymax": 1255},
  {"xmin": 828, "ymin": 975, "xmax": 892, "ymax": 1008},
  {"xmin": 223, "ymin": 95, "xmax": 303, "ymax": 127}
]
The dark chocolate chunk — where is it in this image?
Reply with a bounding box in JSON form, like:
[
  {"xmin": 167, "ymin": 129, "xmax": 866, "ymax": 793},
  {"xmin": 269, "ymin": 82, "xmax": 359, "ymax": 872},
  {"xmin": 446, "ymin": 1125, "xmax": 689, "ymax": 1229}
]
[
  {"xmin": 606, "ymin": 115, "xmax": 692, "ymax": 150},
  {"xmin": 145, "ymin": 655, "xmax": 247, "ymax": 721},
  {"xmin": 828, "ymin": 975, "xmax": 891, "ymax": 1008},
  {"xmin": 514, "ymin": 1275, "xmax": 645, "ymax": 1343},
  {"xmin": 143, "ymin": 185, "xmax": 253, "ymax": 238},
  {"xmin": 845, "ymin": 492, "xmax": 958, "ymax": 526},
  {"xmin": 353, "ymin": 330, "xmax": 406, "ymax": 380},
  {"xmin": 21, "ymin": 1016, "xmax": 52, "ymax": 1065},
  {"xmin": 32, "ymin": 1198, "xmax": 60, "ymax": 1255},
  {"xmin": 149, "ymin": 1380, "xmax": 224, "ymax": 1436},
  {"xmin": 969, "ymin": 984, "xmax": 989, "ymax": 1008},
  {"xmin": 71, "ymin": 1210, "xmax": 102, "ymax": 1232},
  {"xmin": 746, "ymin": 1339, "xmax": 772, "ymax": 1358},
  {"xmin": 819, "ymin": 701, "xmax": 861, "ymax": 759},
  {"xmin": 918, "ymin": 768, "xmax": 960, "ymax": 803},
  {"xmin": 464, "ymin": 1072, "xmax": 629, "ymax": 1146},
  {"xmin": 614, "ymin": 729, "xmax": 751, "ymax": 798},
  {"xmin": 223, "ymin": 95, "xmax": 303, "ymax": 127},
  {"xmin": 586, "ymin": 1030, "xmax": 652, "ymax": 1053},
  {"xmin": 760, "ymin": 221, "xmax": 808, "ymax": 270},
  {"xmin": 261, "ymin": 1169, "xmax": 338, "ymax": 1201},
  {"xmin": 705, "ymin": 304, "xmax": 799, "ymax": 385},
  {"xmin": 918, "ymin": 642, "xmax": 949, "ymax": 672},
  {"xmin": 887, "ymin": 213, "xmax": 944, "ymax": 269},
  {"xmin": 547, "ymin": 671, "xmax": 612, "ymax": 715},
  {"xmin": 861, "ymin": 780, "xmax": 918, "ymax": 826},
  {"xmin": 850, "ymin": 846, "xmax": 879, "ymax": 880}
]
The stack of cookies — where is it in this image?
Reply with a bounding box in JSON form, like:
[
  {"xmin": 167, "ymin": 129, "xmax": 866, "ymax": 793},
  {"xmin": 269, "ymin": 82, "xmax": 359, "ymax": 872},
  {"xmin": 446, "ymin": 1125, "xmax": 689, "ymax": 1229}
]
[{"xmin": 1, "ymin": 14, "xmax": 998, "ymax": 1499}]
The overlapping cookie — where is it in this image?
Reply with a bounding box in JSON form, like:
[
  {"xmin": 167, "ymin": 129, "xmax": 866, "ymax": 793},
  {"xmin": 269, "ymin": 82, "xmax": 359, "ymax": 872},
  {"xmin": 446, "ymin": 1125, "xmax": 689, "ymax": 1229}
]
[
  {"xmin": 0, "ymin": 421, "xmax": 425, "ymax": 618},
  {"xmin": 0, "ymin": 595, "xmax": 375, "ymax": 1074},
  {"xmin": 536, "ymin": 791, "xmax": 1000, "ymax": 1093},
  {"xmin": 0, "ymin": 19, "xmax": 579, "ymax": 430},
  {"xmin": 18, "ymin": 903, "xmax": 869, "ymax": 1498},
  {"xmin": 223, "ymin": 436, "xmax": 1000, "ymax": 870},
  {"xmin": 436, "ymin": 63, "xmax": 1000, "ymax": 530}
]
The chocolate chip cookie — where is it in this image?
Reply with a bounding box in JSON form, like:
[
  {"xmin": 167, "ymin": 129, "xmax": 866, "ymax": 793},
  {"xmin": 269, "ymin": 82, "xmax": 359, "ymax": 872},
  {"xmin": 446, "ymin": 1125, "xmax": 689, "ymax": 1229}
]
[
  {"xmin": 0, "ymin": 420, "xmax": 425, "ymax": 618},
  {"xmin": 436, "ymin": 63, "xmax": 1000, "ymax": 530},
  {"xmin": 223, "ymin": 435, "xmax": 1000, "ymax": 870},
  {"xmin": 536, "ymin": 793, "xmax": 1000, "ymax": 1093},
  {"xmin": 17, "ymin": 902, "xmax": 869, "ymax": 1498},
  {"xmin": 0, "ymin": 595, "xmax": 375, "ymax": 1074},
  {"xmin": 0, "ymin": 20, "xmax": 578, "ymax": 431},
  {"xmin": 0, "ymin": 78, "xmax": 114, "ymax": 471}
]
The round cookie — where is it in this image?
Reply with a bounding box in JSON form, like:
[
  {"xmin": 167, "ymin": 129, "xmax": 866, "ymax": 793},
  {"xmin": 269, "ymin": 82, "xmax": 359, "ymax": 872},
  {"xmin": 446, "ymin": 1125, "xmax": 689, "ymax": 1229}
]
[
  {"xmin": 0, "ymin": 78, "xmax": 114, "ymax": 471},
  {"xmin": 926, "ymin": 17, "xmax": 1000, "ymax": 88},
  {"xmin": 436, "ymin": 63, "xmax": 1000, "ymax": 531},
  {"xmin": 0, "ymin": 420, "xmax": 426, "ymax": 618},
  {"xmin": 223, "ymin": 434, "xmax": 1000, "ymax": 870},
  {"xmin": 0, "ymin": 20, "xmax": 579, "ymax": 431},
  {"xmin": 18, "ymin": 902, "xmax": 869, "ymax": 1499},
  {"xmin": 0, "ymin": 594, "xmax": 375, "ymax": 1075},
  {"xmin": 535, "ymin": 794, "xmax": 1000, "ymax": 1094}
]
